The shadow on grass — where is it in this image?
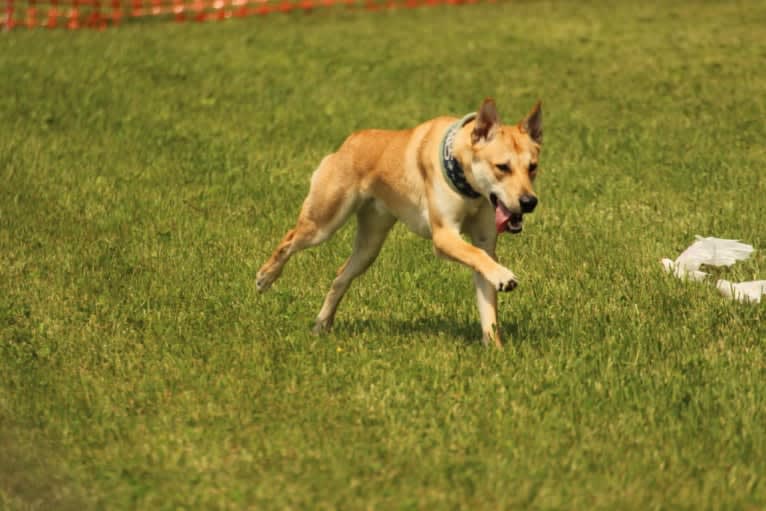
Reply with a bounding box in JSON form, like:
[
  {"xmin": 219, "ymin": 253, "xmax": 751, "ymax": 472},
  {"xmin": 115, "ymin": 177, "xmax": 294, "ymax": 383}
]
[
  {"xmin": 330, "ymin": 315, "xmax": 524, "ymax": 347},
  {"xmin": 0, "ymin": 424, "xmax": 91, "ymax": 511}
]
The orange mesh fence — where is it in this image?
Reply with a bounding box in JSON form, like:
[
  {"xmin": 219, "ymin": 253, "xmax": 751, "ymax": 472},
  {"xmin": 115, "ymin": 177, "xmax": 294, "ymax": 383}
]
[{"xmin": 1, "ymin": 0, "xmax": 488, "ymax": 29}]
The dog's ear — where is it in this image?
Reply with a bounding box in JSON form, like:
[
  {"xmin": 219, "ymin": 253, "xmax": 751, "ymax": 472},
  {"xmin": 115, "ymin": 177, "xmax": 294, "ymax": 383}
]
[
  {"xmin": 472, "ymin": 98, "xmax": 499, "ymax": 144},
  {"xmin": 521, "ymin": 100, "xmax": 542, "ymax": 144}
]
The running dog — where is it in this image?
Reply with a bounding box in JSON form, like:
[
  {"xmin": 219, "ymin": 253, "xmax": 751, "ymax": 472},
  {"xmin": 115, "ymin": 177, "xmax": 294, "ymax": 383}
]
[{"xmin": 257, "ymin": 98, "xmax": 542, "ymax": 348}]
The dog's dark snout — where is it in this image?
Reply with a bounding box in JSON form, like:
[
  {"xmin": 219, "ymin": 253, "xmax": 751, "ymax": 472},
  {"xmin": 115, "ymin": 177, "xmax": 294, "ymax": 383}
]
[{"xmin": 520, "ymin": 195, "xmax": 538, "ymax": 213}]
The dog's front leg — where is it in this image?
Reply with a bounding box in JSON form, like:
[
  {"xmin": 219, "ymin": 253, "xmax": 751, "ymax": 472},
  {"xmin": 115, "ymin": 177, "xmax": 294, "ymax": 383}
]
[
  {"xmin": 431, "ymin": 225, "xmax": 518, "ymax": 293},
  {"xmin": 467, "ymin": 215, "xmax": 502, "ymax": 348}
]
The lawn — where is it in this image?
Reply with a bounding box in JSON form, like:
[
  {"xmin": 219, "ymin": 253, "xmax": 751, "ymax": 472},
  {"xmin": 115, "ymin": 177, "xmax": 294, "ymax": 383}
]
[{"xmin": 1, "ymin": 1, "xmax": 766, "ymax": 508}]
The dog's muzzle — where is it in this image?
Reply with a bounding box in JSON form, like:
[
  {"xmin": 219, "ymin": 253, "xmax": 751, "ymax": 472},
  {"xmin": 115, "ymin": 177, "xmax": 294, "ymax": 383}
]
[{"xmin": 490, "ymin": 193, "xmax": 525, "ymax": 234}]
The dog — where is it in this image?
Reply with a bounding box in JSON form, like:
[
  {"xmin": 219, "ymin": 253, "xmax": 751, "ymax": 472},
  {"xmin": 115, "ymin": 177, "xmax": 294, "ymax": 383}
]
[{"xmin": 256, "ymin": 98, "xmax": 542, "ymax": 348}]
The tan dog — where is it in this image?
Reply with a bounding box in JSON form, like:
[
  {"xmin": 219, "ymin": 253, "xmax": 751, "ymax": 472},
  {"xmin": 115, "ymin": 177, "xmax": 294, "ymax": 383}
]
[{"xmin": 257, "ymin": 98, "xmax": 542, "ymax": 348}]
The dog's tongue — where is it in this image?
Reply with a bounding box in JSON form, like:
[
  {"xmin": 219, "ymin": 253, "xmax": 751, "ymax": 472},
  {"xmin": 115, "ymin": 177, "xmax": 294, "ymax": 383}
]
[{"xmin": 494, "ymin": 202, "xmax": 513, "ymax": 233}]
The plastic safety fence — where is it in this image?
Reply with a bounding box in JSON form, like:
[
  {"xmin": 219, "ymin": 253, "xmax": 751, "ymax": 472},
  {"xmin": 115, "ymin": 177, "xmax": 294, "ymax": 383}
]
[{"xmin": 1, "ymin": 0, "xmax": 487, "ymax": 29}]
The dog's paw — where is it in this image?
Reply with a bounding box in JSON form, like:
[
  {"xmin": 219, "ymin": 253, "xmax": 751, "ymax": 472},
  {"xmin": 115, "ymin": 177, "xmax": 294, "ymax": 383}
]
[
  {"xmin": 256, "ymin": 270, "xmax": 276, "ymax": 293},
  {"xmin": 312, "ymin": 317, "xmax": 333, "ymax": 335},
  {"xmin": 486, "ymin": 267, "xmax": 518, "ymax": 292},
  {"xmin": 481, "ymin": 328, "xmax": 504, "ymax": 349}
]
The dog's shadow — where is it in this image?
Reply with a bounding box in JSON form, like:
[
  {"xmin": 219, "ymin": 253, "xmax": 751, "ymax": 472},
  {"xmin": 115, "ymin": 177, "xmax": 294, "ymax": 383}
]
[{"xmin": 329, "ymin": 315, "xmax": 522, "ymax": 347}]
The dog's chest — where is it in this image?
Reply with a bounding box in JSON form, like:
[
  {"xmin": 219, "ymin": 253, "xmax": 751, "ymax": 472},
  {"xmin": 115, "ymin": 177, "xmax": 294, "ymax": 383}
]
[
  {"xmin": 380, "ymin": 185, "xmax": 484, "ymax": 240},
  {"xmin": 401, "ymin": 212, "xmax": 433, "ymax": 239},
  {"xmin": 374, "ymin": 197, "xmax": 433, "ymax": 238}
]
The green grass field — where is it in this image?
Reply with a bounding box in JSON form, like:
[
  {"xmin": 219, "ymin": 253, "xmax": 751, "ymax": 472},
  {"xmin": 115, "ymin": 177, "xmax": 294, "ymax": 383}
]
[{"xmin": 2, "ymin": 1, "xmax": 766, "ymax": 508}]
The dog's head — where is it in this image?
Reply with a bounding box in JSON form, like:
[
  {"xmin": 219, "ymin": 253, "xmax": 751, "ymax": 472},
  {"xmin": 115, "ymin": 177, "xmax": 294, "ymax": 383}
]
[{"xmin": 465, "ymin": 98, "xmax": 542, "ymax": 234}]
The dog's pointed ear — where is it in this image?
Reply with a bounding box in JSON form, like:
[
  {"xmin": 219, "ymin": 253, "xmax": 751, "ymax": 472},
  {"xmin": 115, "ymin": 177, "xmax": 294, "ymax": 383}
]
[
  {"xmin": 472, "ymin": 98, "xmax": 499, "ymax": 144},
  {"xmin": 521, "ymin": 100, "xmax": 542, "ymax": 144}
]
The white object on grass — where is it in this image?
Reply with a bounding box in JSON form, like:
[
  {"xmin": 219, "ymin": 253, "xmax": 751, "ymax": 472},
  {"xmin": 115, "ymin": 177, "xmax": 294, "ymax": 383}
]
[
  {"xmin": 716, "ymin": 280, "xmax": 766, "ymax": 303},
  {"xmin": 660, "ymin": 258, "xmax": 709, "ymax": 281},
  {"xmin": 661, "ymin": 236, "xmax": 754, "ymax": 282}
]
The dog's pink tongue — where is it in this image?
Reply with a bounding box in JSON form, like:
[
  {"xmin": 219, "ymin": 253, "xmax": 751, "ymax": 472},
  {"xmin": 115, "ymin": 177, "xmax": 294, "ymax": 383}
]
[{"xmin": 494, "ymin": 202, "xmax": 513, "ymax": 233}]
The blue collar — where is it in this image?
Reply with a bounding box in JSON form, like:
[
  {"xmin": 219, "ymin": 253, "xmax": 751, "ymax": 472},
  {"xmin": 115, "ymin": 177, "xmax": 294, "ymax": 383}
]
[{"xmin": 439, "ymin": 113, "xmax": 481, "ymax": 199}]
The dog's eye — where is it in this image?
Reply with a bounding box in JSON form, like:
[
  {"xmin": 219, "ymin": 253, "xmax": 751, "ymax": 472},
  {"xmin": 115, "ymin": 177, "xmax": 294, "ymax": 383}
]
[
  {"xmin": 496, "ymin": 163, "xmax": 511, "ymax": 173},
  {"xmin": 529, "ymin": 162, "xmax": 538, "ymax": 173}
]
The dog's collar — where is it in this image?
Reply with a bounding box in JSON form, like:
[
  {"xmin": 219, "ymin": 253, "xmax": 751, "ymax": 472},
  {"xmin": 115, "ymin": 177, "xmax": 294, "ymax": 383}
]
[{"xmin": 439, "ymin": 112, "xmax": 481, "ymax": 199}]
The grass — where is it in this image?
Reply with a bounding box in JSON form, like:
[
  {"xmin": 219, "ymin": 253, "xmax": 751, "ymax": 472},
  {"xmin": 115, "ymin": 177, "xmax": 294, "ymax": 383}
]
[{"xmin": 1, "ymin": 1, "xmax": 766, "ymax": 508}]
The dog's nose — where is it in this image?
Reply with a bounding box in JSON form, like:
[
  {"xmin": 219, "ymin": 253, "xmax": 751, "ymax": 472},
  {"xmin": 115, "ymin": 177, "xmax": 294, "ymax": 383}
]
[{"xmin": 519, "ymin": 195, "xmax": 538, "ymax": 213}]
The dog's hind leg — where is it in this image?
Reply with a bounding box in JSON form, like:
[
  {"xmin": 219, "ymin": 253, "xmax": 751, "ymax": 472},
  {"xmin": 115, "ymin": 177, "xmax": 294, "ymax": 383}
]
[
  {"xmin": 256, "ymin": 155, "xmax": 358, "ymax": 293},
  {"xmin": 313, "ymin": 201, "xmax": 396, "ymax": 334}
]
